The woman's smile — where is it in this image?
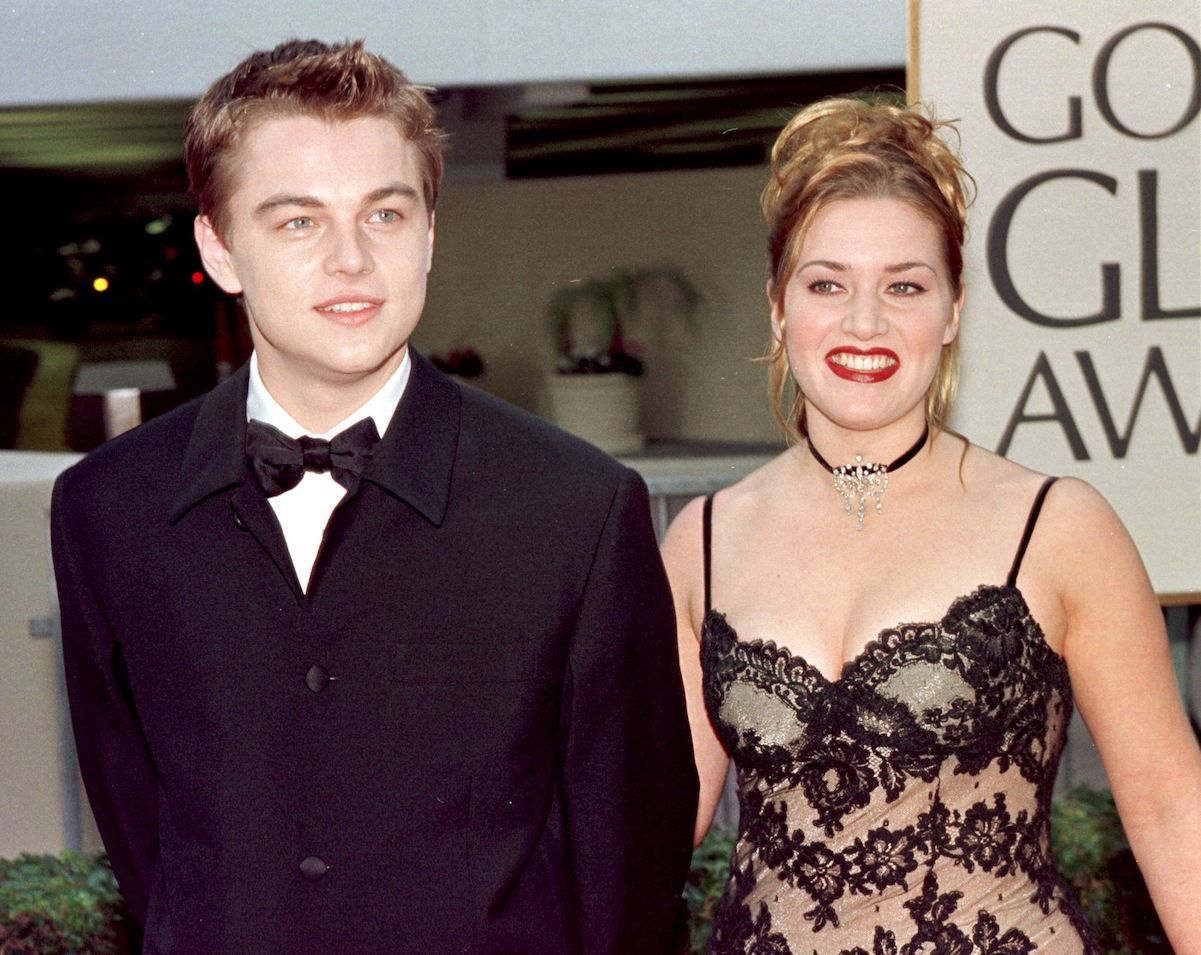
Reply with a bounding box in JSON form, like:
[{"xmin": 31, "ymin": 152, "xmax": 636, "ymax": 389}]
[{"xmin": 826, "ymin": 347, "xmax": 900, "ymax": 383}]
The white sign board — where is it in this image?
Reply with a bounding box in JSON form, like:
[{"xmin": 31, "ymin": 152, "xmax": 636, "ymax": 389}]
[{"xmin": 912, "ymin": 0, "xmax": 1200, "ymax": 598}]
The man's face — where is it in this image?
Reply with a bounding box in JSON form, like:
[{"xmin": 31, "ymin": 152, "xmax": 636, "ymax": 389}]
[{"xmin": 196, "ymin": 114, "xmax": 434, "ymax": 412}]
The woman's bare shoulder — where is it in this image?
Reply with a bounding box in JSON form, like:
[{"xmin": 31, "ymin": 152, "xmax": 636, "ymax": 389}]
[
  {"xmin": 957, "ymin": 440, "xmax": 1116, "ymax": 526},
  {"xmin": 960, "ymin": 444, "xmax": 1144, "ymax": 600},
  {"xmin": 716, "ymin": 449, "xmax": 800, "ymax": 506},
  {"xmin": 661, "ymin": 450, "xmax": 796, "ymax": 580},
  {"xmin": 1034, "ymin": 475, "xmax": 1136, "ymax": 569},
  {"xmin": 661, "ymin": 494, "xmax": 707, "ymax": 565},
  {"xmin": 954, "ymin": 439, "xmax": 1063, "ymax": 509}
]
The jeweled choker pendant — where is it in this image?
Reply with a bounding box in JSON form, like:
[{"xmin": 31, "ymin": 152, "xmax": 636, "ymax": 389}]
[{"xmin": 806, "ymin": 424, "xmax": 929, "ymax": 531}]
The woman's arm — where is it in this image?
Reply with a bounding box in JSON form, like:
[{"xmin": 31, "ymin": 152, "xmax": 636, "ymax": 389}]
[
  {"xmin": 1047, "ymin": 479, "xmax": 1201, "ymax": 950},
  {"xmin": 662, "ymin": 496, "xmax": 732, "ymax": 846}
]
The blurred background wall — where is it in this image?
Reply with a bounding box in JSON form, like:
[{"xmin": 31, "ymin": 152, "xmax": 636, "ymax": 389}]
[{"xmin": 0, "ymin": 0, "xmax": 907, "ymax": 453}]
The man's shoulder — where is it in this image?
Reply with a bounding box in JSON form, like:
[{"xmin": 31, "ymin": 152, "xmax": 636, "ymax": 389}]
[
  {"xmin": 448, "ymin": 382, "xmax": 655, "ymax": 565},
  {"xmin": 455, "ymin": 382, "xmax": 630, "ymax": 493},
  {"xmin": 58, "ymin": 363, "xmax": 249, "ymax": 500},
  {"xmin": 55, "ymin": 393, "xmax": 206, "ymax": 504}
]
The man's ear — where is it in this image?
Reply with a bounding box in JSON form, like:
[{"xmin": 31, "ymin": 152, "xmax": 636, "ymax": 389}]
[
  {"xmin": 424, "ymin": 211, "xmax": 436, "ymax": 275},
  {"xmin": 194, "ymin": 215, "xmax": 243, "ymax": 295}
]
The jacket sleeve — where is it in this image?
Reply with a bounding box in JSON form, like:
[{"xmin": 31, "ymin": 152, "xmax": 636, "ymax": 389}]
[
  {"xmin": 559, "ymin": 467, "xmax": 699, "ymax": 954},
  {"xmin": 51, "ymin": 468, "xmax": 158, "ymax": 923}
]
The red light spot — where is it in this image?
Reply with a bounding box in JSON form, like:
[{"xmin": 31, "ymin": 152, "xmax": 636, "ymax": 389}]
[{"xmin": 191, "ymin": 271, "xmax": 204, "ymax": 285}]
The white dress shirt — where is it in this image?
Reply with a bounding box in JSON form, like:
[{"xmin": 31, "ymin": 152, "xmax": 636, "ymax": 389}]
[{"xmin": 245, "ymin": 350, "xmax": 410, "ymax": 591}]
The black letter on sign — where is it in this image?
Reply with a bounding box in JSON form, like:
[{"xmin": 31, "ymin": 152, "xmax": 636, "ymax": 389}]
[
  {"xmin": 996, "ymin": 352, "xmax": 1090, "ymax": 460},
  {"xmin": 1139, "ymin": 170, "xmax": 1201, "ymax": 320},
  {"xmin": 988, "ymin": 169, "xmax": 1120, "ymax": 327},
  {"xmin": 1077, "ymin": 347, "xmax": 1201, "ymax": 456},
  {"xmin": 984, "ymin": 26, "xmax": 1083, "ymax": 143},
  {"xmin": 1094, "ymin": 23, "xmax": 1201, "ymax": 140}
]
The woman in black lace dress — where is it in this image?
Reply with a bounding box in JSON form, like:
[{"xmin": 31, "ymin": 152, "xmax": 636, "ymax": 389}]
[{"xmin": 661, "ymin": 99, "xmax": 1201, "ymax": 953}]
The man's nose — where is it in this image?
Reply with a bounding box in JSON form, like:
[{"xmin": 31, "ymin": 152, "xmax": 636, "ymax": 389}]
[{"xmin": 324, "ymin": 222, "xmax": 374, "ymax": 276}]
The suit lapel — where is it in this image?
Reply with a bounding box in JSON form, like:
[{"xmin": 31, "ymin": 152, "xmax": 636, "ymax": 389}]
[
  {"xmin": 230, "ymin": 481, "xmax": 306, "ymax": 604},
  {"xmin": 168, "ymin": 351, "xmax": 464, "ymax": 606},
  {"xmin": 362, "ymin": 350, "xmax": 460, "ymax": 527},
  {"xmin": 168, "ymin": 364, "xmax": 304, "ymax": 602},
  {"xmin": 170, "ymin": 365, "xmax": 251, "ymax": 523},
  {"xmin": 304, "ymin": 353, "xmax": 463, "ymax": 600}
]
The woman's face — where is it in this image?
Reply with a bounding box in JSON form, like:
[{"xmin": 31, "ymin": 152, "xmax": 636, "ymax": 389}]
[{"xmin": 770, "ymin": 196, "xmax": 962, "ymax": 437}]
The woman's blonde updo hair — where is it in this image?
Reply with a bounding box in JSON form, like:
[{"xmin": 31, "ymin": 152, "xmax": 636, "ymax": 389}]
[{"xmin": 762, "ymin": 97, "xmax": 973, "ymax": 442}]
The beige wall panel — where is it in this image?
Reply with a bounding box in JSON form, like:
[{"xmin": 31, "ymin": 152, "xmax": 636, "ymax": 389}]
[
  {"xmin": 415, "ymin": 164, "xmax": 783, "ymax": 447},
  {"xmin": 0, "ymin": 475, "xmax": 69, "ymax": 855}
]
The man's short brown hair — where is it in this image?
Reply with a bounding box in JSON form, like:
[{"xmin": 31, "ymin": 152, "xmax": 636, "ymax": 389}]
[{"xmin": 185, "ymin": 39, "xmax": 444, "ymax": 238}]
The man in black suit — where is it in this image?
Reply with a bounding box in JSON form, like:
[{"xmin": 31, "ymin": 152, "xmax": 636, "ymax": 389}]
[{"xmin": 51, "ymin": 39, "xmax": 697, "ymax": 954}]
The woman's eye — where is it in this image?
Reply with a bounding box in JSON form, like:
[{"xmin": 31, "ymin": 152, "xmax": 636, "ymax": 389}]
[
  {"xmin": 807, "ymin": 279, "xmax": 840, "ymax": 294},
  {"xmin": 890, "ymin": 281, "xmax": 925, "ymax": 295}
]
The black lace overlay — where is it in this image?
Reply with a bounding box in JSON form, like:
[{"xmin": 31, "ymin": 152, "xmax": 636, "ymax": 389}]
[{"xmin": 701, "ymin": 586, "xmax": 1100, "ymax": 954}]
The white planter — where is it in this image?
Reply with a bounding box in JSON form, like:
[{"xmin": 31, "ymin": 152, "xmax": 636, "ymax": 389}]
[{"xmin": 545, "ymin": 373, "xmax": 643, "ymax": 455}]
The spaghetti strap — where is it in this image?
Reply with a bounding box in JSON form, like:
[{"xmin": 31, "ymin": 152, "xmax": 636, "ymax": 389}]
[
  {"xmin": 702, "ymin": 494, "xmax": 714, "ymax": 615},
  {"xmin": 1006, "ymin": 477, "xmax": 1059, "ymax": 588}
]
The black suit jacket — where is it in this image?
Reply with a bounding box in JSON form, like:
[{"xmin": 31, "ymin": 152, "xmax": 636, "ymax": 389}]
[{"xmin": 51, "ymin": 352, "xmax": 698, "ymax": 954}]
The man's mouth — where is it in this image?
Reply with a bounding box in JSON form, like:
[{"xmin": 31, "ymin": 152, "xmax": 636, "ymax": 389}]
[
  {"xmin": 318, "ymin": 301, "xmax": 376, "ymax": 314},
  {"xmin": 314, "ymin": 297, "xmax": 383, "ymax": 325}
]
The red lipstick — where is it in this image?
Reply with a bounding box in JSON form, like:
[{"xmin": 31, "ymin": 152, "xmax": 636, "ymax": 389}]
[{"xmin": 826, "ymin": 347, "xmax": 899, "ymax": 383}]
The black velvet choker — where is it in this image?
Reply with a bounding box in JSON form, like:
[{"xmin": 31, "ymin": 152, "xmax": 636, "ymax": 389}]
[{"xmin": 806, "ymin": 423, "xmax": 929, "ymax": 530}]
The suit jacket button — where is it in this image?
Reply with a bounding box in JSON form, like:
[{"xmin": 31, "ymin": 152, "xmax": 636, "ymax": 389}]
[
  {"xmin": 300, "ymin": 856, "xmax": 328, "ymax": 880},
  {"xmin": 306, "ymin": 665, "xmax": 331, "ymax": 692}
]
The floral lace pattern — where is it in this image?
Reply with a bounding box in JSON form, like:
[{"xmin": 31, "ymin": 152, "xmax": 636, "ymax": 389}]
[{"xmin": 702, "ymin": 586, "xmax": 1099, "ymax": 954}]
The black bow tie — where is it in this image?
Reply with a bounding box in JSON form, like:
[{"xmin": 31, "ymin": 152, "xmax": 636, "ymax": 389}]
[{"xmin": 245, "ymin": 418, "xmax": 380, "ymax": 497}]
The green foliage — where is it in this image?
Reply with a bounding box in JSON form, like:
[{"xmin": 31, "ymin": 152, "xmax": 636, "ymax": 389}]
[
  {"xmin": 0, "ymin": 792, "xmax": 1170, "ymax": 954},
  {"xmin": 681, "ymin": 825, "xmax": 736, "ymax": 953},
  {"xmin": 685, "ymin": 790, "xmax": 1166, "ymax": 954},
  {"xmin": 1051, "ymin": 789, "xmax": 1169, "ymax": 953},
  {"xmin": 0, "ymin": 852, "xmax": 134, "ymax": 954},
  {"xmin": 547, "ymin": 266, "xmax": 701, "ymax": 373}
]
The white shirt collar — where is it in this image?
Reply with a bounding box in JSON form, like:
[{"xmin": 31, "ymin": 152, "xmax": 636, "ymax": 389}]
[{"xmin": 245, "ymin": 349, "xmax": 410, "ymax": 440}]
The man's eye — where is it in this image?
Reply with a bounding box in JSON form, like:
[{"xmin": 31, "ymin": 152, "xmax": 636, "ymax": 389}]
[
  {"xmin": 371, "ymin": 210, "xmax": 399, "ymax": 223},
  {"xmin": 283, "ymin": 216, "xmax": 312, "ymax": 230}
]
